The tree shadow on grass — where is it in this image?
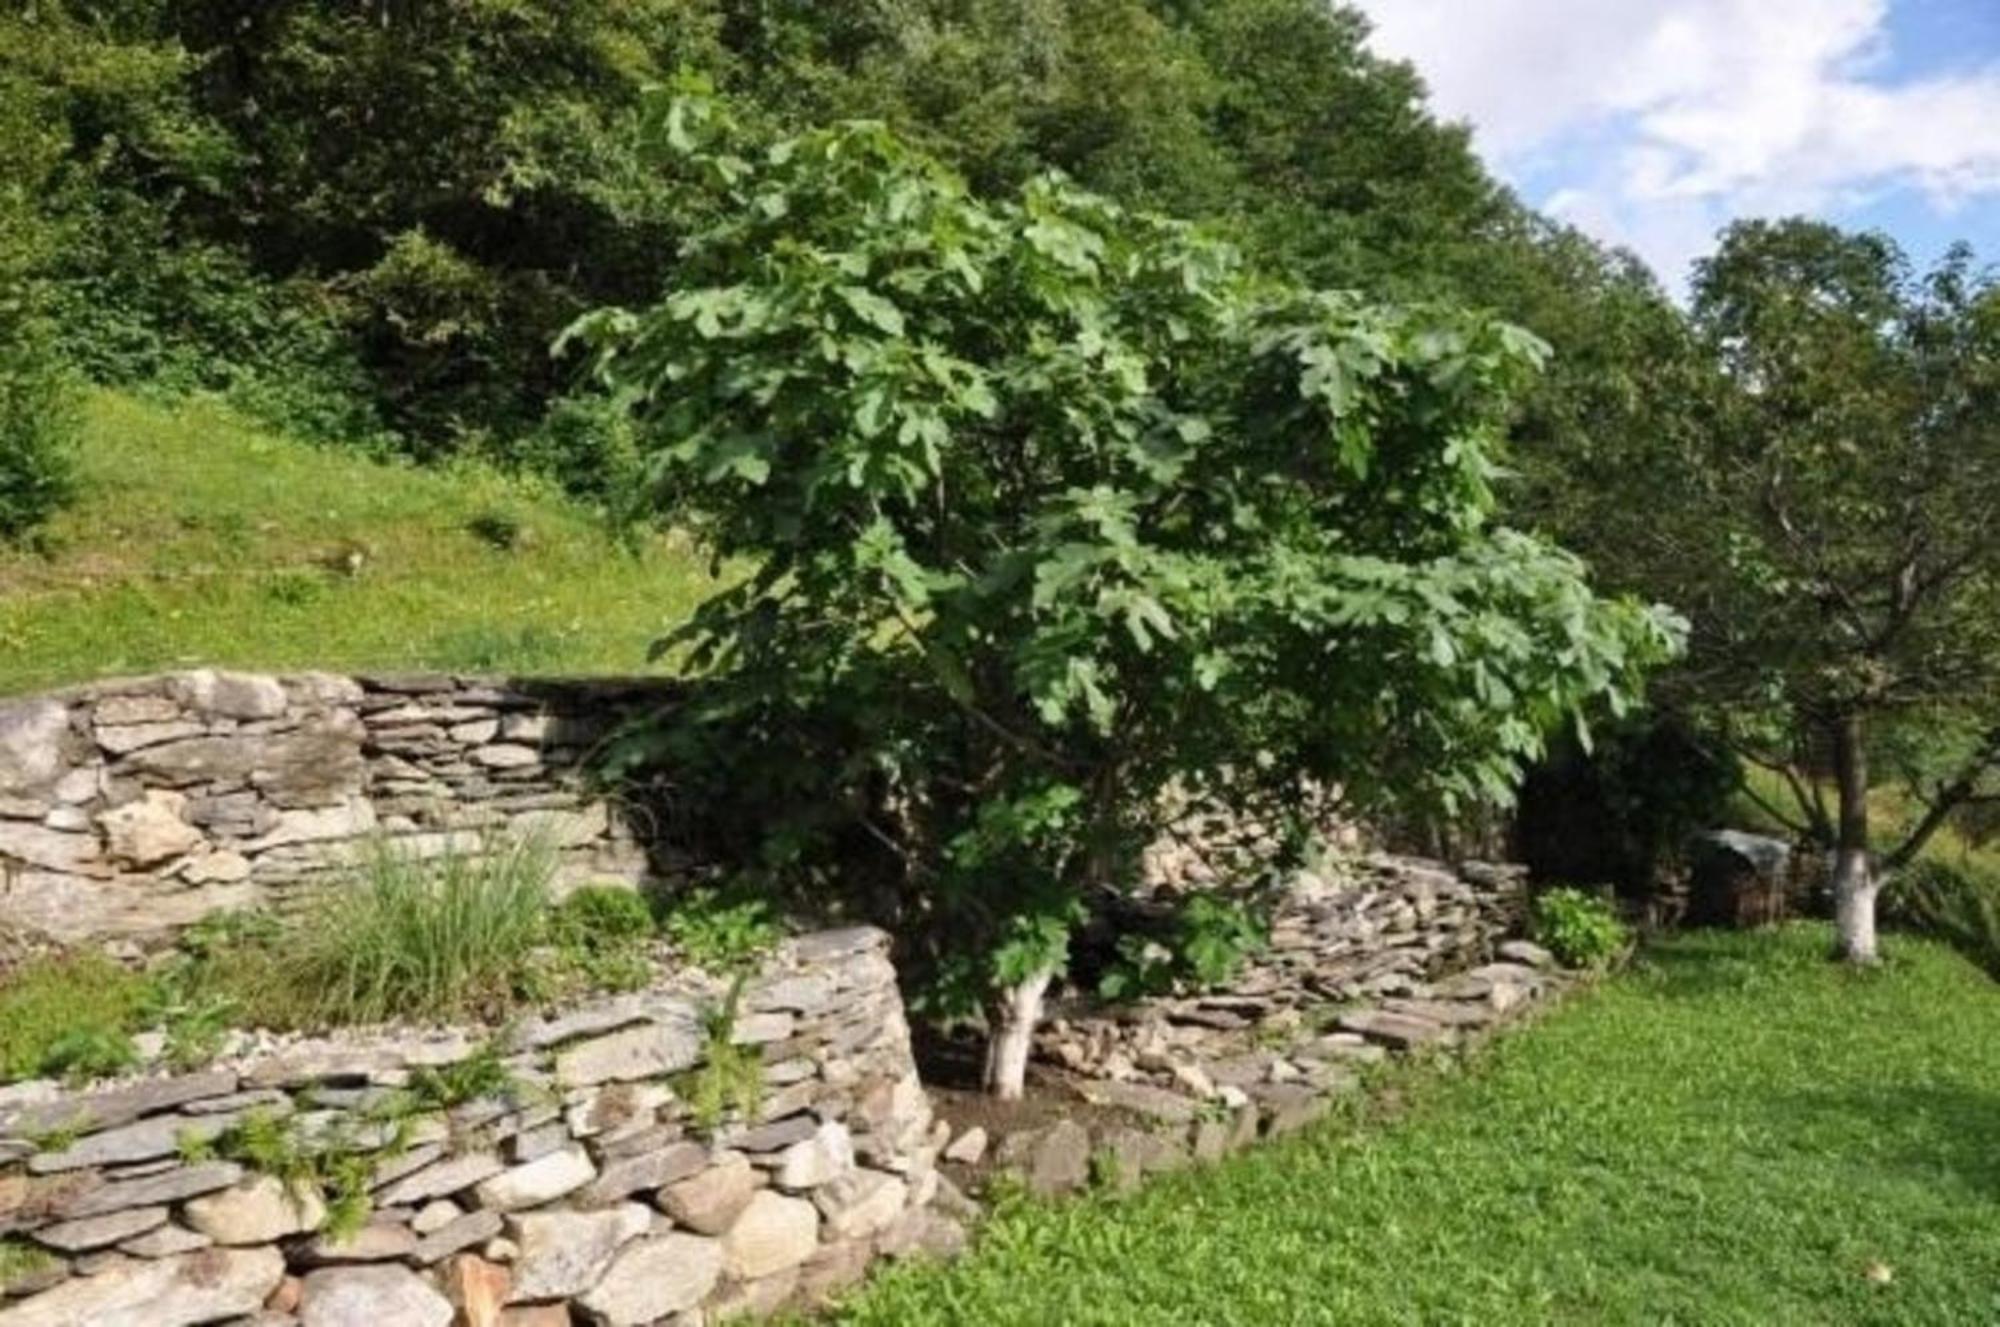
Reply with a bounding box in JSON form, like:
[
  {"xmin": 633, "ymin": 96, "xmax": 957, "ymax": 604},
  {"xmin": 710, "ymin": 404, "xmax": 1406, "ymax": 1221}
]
[{"xmin": 1757, "ymin": 1081, "xmax": 2000, "ymax": 1205}]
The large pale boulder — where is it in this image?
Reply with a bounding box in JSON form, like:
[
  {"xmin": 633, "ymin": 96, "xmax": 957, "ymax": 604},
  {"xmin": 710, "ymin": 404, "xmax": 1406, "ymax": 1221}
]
[
  {"xmin": 578, "ymin": 1232, "xmax": 724, "ymax": 1325},
  {"xmin": 774, "ymin": 1120, "xmax": 854, "ymax": 1191},
  {"xmin": 657, "ymin": 1152, "xmax": 758, "ymax": 1235},
  {"xmin": 0, "ymin": 700, "xmax": 70, "ymax": 799},
  {"xmin": 300, "ymin": 1264, "xmax": 452, "ymax": 1327},
  {"xmin": 171, "ymin": 670, "xmax": 289, "ymax": 720},
  {"xmin": 98, "ymin": 790, "xmax": 205, "ymax": 868},
  {"xmin": 183, "ymin": 1175, "xmax": 326, "ymax": 1244},
  {"xmin": 504, "ymin": 1204, "xmax": 650, "ymax": 1302},
  {"xmin": 720, "ymin": 1191, "xmax": 819, "ymax": 1280},
  {"xmin": 0, "ymin": 1246, "xmax": 284, "ymax": 1327}
]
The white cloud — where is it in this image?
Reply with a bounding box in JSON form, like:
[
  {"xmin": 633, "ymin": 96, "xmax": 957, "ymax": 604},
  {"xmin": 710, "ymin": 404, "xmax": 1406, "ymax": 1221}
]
[{"xmin": 1351, "ymin": 0, "xmax": 2000, "ymax": 285}]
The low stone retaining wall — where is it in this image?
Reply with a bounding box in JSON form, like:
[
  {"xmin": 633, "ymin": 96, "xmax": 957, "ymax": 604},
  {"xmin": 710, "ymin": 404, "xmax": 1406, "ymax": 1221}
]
[
  {"xmin": 942, "ymin": 855, "xmax": 1548, "ymax": 1197},
  {"xmin": 0, "ymin": 671, "xmax": 680, "ymax": 946},
  {"xmin": 0, "ymin": 927, "xmax": 961, "ymax": 1326}
]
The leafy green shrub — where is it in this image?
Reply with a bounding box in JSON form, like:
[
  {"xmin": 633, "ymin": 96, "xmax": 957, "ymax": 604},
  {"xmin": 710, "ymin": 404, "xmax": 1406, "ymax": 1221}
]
[
  {"xmin": 511, "ymin": 391, "xmax": 646, "ymax": 508},
  {"xmin": 1531, "ymin": 887, "xmax": 1631, "ymax": 970},
  {"xmin": 465, "ymin": 508, "xmax": 527, "ymax": 552},
  {"xmin": 1100, "ymin": 894, "xmax": 1268, "ymax": 1001},
  {"xmin": 0, "ymin": 312, "xmax": 79, "ymax": 543},
  {"xmin": 1888, "ymin": 858, "xmax": 2000, "ymax": 979},
  {"xmin": 543, "ymin": 885, "xmax": 658, "ymax": 993},
  {"xmin": 0, "ymin": 953, "xmax": 147, "ymax": 1082},
  {"xmin": 661, "ymin": 887, "xmax": 781, "ymax": 975},
  {"xmin": 574, "ymin": 92, "xmax": 1680, "ymax": 1098}
]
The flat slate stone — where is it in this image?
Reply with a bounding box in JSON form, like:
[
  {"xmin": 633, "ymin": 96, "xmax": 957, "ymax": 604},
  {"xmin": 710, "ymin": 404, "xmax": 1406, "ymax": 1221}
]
[
  {"xmin": 408, "ymin": 1209, "xmax": 503, "ymax": 1266},
  {"xmin": 574, "ymin": 1141, "xmax": 708, "ymax": 1207},
  {"xmin": 373, "ymin": 1151, "xmax": 504, "ymax": 1208},
  {"xmin": 28, "ymin": 1113, "xmax": 242, "ymax": 1174},
  {"xmin": 725, "ymin": 1114, "xmax": 818, "ymax": 1155},
  {"xmin": 553, "ymin": 1021, "xmax": 703, "ymax": 1088},
  {"xmin": 1382, "ymin": 997, "xmax": 1498, "ymax": 1029},
  {"xmin": 57, "ymin": 1162, "xmax": 245, "ymax": 1219},
  {"xmin": 0, "ymin": 1072, "xmax": 238, "ymax": 1140},
  {"xmin": 32, "ymin": 1205, "xmax": 169, "ymax": 1252},
  {"xmin": 1074, "ymin": 1080, "xmax": 1200, "ymax": 1125},
  {"xmin": 1336, "ymin": 1007, "xmax": 1450, "ymax": 1050}
]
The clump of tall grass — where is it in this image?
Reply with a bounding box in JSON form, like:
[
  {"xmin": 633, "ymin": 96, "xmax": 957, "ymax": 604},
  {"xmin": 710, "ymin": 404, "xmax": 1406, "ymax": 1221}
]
[{"xmin": 292, "ymin": 833, "xmax": 557, "ymax": 1025}]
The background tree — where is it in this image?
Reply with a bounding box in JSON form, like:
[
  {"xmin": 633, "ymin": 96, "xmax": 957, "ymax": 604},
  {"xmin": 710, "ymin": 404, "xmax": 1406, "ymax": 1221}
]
[
  {"xmin": 571, "ymin": 94, "xmax": 1681, "ymax": 1096},
  {"xmin": 1568, "ymin": 220, "xmax": 2000, "ymax": 962}
]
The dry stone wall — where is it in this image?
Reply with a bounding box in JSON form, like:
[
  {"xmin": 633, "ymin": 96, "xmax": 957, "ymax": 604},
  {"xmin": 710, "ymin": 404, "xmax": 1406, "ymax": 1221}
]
[
  {"xmin": 0, "ymin": 671, "xmax": 678, "ymax": 947},
  {"xmin": 948, "ymin": 855, "xmax": 1552, "ymax": 1199},
  {"xmin": 0, "ymin": 926, "xmax": 961, "ymax": 1326}
]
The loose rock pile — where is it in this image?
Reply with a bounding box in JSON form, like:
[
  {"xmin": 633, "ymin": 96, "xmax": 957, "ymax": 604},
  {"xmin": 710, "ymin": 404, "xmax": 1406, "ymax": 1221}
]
[
  {"xmin": 0, "ymin": 671, "xmax": 667, "ymax": 947},
  {"xmin": 0, "ymin": 927, "xmax": 960, "ymax": 1326}
]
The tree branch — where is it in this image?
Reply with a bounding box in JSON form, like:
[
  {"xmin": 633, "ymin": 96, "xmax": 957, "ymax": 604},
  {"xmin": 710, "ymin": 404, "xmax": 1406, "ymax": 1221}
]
[{"xmin": 1886, "ymin": 724, "xmax": 2000, "ymax": 869}]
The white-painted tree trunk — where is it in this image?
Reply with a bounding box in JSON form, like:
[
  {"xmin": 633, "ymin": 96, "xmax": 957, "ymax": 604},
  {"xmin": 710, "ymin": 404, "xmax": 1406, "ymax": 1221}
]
[
  {"xmin": 1832, "ymin": 847, "xmax": 1880, "ymax": 964},
  {"xmin": 983, "ymin": 968, "xmax": 1053, "ymax": 1100},
  {"xmin": 1830, "ymin": 712, "xmax": 1879, "ymax": 965}
]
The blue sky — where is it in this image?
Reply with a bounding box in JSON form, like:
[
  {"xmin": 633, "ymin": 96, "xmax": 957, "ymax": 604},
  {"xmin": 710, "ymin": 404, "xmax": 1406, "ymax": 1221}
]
[{"xmin": 1352, "ymin": 0, "xmax": 2000, "ymax": 292}]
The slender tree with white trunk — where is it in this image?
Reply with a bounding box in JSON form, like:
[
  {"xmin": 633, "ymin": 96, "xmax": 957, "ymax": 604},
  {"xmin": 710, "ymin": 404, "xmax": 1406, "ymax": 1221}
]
[{"xmin": 1581, "ymin": 220, "xmax": 2000, "ymax": 964}]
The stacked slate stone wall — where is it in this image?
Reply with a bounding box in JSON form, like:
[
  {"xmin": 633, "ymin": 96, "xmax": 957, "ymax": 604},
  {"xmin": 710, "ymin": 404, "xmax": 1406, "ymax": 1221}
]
[
  {"xmin": 0, "ymin": 927, "xmax": 961, "ymax": 1326},
  {"xmin": 957, "ymin": 854, "xmax": 1548, "ymax": 1199},
  {"xmin": 0, "ymin": 671, "xmax": 681, "ymax": 948}
]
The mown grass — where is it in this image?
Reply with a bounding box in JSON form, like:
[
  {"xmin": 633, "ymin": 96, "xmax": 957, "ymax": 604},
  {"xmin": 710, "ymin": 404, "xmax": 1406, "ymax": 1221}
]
[
  {"xmin": 0, "ymin": 391, "xmax": 721, "ymax": 692},
  {"xmin": 841, "ymin": 925, "xmax": 2000, "ymax": 1326}
]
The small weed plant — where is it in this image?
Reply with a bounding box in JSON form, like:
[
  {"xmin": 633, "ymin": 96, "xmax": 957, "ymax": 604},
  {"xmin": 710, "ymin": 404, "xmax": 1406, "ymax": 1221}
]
[
  {"xmin": 542, "ymin": 885, "xmax": 658, "ymax": 995},
  {"xmin": 1531, "ymin": 887, "xmax": 1630, "ymax": 970},
  {"xmin": 682, "ymin": 974, "xmax": 765, "ymax": 1132},
  {"xmin": 662, "ymin": 887, "xmax": 781, "ymax": 976},
  {"xmin": 0, "ymin": 952, "xmax": 147, "ymax": 1083},
  {"xmin": 1100, "ymin": 894, "xmax": 1268, "ymax": 1001},
  {"xmin": 0, "ymin": 839, "xmax": 677, "ymax": 1085},
  {"xmin": 0, "ymin": 1238, "xmax": 56, "ymax": 1294}
]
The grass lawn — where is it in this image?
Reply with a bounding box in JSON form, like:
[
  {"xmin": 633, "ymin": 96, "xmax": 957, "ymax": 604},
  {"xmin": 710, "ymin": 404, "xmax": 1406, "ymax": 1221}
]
[
  {"xmin": 840, "ymin": 925, "xmax": 2000, "ymax": 1325},
  {"xmin": 0, "ymin": 391, "xmax": 720, "ymax": 693}
]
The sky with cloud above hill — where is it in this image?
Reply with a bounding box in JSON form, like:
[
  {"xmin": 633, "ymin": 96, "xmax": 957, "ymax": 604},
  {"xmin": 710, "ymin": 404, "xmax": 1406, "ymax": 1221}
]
[{"xmin": 1351, "ymin": 0, "xmax": 2000, "ymax": 292}]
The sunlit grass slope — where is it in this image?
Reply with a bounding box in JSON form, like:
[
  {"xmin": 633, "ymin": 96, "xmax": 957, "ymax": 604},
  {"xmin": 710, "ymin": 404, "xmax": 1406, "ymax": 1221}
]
[{"xmin": 0, "ymin": 392, "xmax": 719, "ymax": 692}]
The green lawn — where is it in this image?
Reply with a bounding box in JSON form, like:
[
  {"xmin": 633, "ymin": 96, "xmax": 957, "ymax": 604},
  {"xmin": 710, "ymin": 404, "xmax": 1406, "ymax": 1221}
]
[
  {"xmin": 842, "ymin": 926, "xmax": 2000, "ymax": 1325},
  {"xmin": 0, "ymin": 391, "xmax": 720, "ymax": 693}
]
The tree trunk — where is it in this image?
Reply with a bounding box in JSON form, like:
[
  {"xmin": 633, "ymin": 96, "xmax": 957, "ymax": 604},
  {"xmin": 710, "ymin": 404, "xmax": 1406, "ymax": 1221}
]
[
  {"xmin": 982, "ymin": 967, "xmax": 1053, "ymax": 1100},
  {"xmin": 1830, "ymin": 712, "xmax": 1879, "ymax": 964}
]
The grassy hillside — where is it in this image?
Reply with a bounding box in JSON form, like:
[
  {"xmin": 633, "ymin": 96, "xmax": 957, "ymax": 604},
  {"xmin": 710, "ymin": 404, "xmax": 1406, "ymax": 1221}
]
[{"xmin": 0, "ymin": 392, "xmax": 720, "ymax": 693}]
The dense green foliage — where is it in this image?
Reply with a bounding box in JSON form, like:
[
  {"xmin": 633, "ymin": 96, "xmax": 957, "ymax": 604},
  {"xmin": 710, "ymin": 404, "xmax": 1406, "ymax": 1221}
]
[
  {"xmin": 1533, "ymin": 220, "xmax": 2000, "ymax": 954},
  {"xmin": 837, "ymin": 925, "xmax": 2000, "ymax": 1324},
  {"xmin": 0, "ymin": 325, "xmax": 78, "ymax": 545},
  {"xmin": 574, "ymin": 98, "xmax": 1679, "ymax": 1089},
  {"xmin": 2, "ymin": 0, "xmax": 1680, "ymax": 509},
  {"xmin": 1888, "ymin": 858, "xmax": 2000, "ymax": 981},
  {"xmin": 1531, "ymin": 887, "xmax": 1630, "ymax": 970}
]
